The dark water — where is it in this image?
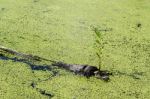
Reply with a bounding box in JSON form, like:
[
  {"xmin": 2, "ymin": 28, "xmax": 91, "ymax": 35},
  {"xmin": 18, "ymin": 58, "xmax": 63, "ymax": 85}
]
[
  {"xmin": 0, "ymin": 53, "xmax": 59, "ymax": 79},
  {"xmin": 30, "ymin": 82, "xmax": 54, "ymax": 98},
  {"xmin": 0, "ymin": 53, "xmax": 52, "ymax": 71}
]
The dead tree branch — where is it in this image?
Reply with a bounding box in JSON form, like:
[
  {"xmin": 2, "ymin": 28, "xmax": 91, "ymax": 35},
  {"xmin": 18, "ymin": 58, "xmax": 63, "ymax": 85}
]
[
  {"xmin": 0, "ymin": 45, "xmax": 56, "ymax": 62},
  {"xmin": 0, "ymin": 45, "xmax": 111, "ymax": 81}
]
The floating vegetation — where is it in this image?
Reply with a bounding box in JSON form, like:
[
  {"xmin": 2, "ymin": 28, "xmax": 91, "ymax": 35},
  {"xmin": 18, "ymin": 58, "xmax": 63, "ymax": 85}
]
[
  {"xmin": 31, "ymin": 82, "xmax": 54, "ymax": 98},
  {"xmin": 0, "ymin": 0, "xmax": 150, "ymax": 98}
]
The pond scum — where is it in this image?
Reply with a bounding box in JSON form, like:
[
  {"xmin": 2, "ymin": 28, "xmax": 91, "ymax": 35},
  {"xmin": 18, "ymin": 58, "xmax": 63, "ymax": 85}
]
[{"xmin": 0, "ymin": 0, "xmax": 150, "ymax": 99}]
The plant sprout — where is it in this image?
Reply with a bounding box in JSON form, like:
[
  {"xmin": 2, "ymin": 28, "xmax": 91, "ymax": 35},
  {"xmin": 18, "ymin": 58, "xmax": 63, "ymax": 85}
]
[{"xmin": 92, "ymin": 27, "xmax": 104, "ymax": 70}]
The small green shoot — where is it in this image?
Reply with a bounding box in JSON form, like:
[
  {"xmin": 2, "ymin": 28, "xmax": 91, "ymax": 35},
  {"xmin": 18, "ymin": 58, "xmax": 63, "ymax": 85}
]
[{"xmin": 92, "ymin": 26, "xmax": 104, "ymax": 70}]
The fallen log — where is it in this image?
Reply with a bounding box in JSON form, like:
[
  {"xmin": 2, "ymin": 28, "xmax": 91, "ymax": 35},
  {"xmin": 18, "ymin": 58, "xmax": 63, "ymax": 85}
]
[
  {"xmin": 0, "ymin": 45, "xmax": 56, "ymax": 62},
  {"xmin": 52, "ymin": 62, "xmax": 111, "ymax": 81},
  {"xmin": 0, "ymin": 45, "xmax": 111, "ymax": 81}
]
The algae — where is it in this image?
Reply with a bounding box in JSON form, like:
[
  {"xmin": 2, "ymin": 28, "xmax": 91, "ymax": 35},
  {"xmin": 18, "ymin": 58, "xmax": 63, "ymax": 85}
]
[{"xmin": 0, "ymin": 0, "xmax": 150, "ymax": 99}]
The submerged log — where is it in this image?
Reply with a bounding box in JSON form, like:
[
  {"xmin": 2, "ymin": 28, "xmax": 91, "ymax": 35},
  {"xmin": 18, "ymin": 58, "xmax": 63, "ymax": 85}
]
[{"xmin": 0, "ymin": 45, "xmax": 111, "ymax": 81}]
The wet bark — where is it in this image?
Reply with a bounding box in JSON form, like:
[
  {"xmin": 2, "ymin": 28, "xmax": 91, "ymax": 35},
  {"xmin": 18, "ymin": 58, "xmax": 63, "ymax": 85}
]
[
  {"xmin": 52, "ymin": 61, "xmax": 111, "ymax": 81},
  {"xmin": 0, "ymin": 45, "xmax": 111, "ymax": 81}
]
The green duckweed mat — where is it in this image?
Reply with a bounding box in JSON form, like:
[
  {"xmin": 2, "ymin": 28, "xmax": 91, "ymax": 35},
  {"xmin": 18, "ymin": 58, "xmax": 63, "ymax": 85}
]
[{"xmin": 0, "ymin": 0, "xmax": 150, "ymax": 99}]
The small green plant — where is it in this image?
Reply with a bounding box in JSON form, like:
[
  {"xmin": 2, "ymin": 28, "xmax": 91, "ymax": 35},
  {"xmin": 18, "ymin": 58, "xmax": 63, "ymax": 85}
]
[{"xmin": 92, "ymin": 26, "xmax": 104, "ymax": 70}]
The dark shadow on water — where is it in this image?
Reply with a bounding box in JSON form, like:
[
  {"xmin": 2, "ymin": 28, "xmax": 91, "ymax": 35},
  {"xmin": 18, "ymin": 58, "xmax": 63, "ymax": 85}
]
[
  {"xmin": 112, "ymin": 70, "xmax": 145, "ymax": 80},
  {"xmin": 0, "ymin": 53, "xmax": 56, "ymax": 98},
  {"xmin": 0, "ymin": 54, "xmax": 58, "ymax": 73}
]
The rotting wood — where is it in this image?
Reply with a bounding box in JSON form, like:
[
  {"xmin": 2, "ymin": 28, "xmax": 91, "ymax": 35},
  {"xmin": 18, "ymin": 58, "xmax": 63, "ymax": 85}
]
[{"xmin": 0, "ymin": 45, "xmax": 112, "ymax": 81}]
